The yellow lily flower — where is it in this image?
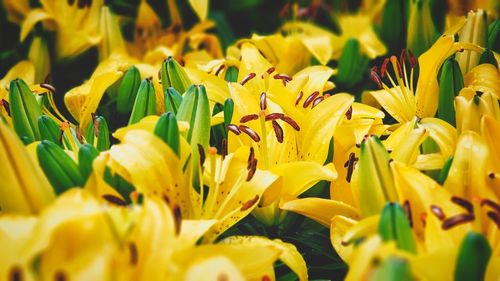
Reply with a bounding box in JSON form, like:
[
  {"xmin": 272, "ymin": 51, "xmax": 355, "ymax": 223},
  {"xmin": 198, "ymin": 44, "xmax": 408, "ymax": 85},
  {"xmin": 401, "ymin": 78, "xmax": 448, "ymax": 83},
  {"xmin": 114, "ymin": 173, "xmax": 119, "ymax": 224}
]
[
  {"xmin": 0, "ymin": 121, "xmax": 55, "ymax": 214},
  {"xmin": 89, "ymin": 129, "xmax": 280, "ymax": 243},
  {"xmin": 0, "ymin": 188, "xmax": 307, "ymax": 280},
  {"xmin": 20, "ymin": 0, "xmax": 103, "ymax": 60}
]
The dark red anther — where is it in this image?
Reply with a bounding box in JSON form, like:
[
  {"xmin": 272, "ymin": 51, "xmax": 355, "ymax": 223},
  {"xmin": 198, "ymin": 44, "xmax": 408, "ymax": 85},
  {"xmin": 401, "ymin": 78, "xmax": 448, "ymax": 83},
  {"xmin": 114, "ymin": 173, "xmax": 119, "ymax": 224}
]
[
  {"xmin": 487, "ymin": 211, "xmax": 500, "ymax": 228},
  {"xmin": 279, "ymin": 115, "xmax": 300, "ymax": 131},
  {"xmin": 441, "ymin": 213, "xmax": 475, "ymax": 230},
  {"xmin": 241, "ymin": 195, "xmax": 259, "ymax": 209},
  {"xmin": 272, "ymin": 120, "xmax": 284, "ymax": 143},
  {"xmin": 227, "ymin": 124, "xmax": 241, "ymax": 135},
  {"xmin": 344, "ymin": 152, "xmax": 358, "ymax": 183},
  {"xmin": 303, "ymin": 91, "xmax": 319, "ymax": 108},
  {"xmin": 1, "ymin": 99, "xmax": 10, "ymax": 116},
  {"xmin": 239, "ymin": 125, "xmax": 261, "ymax": 142},
  {"xmin": 215, "ymin": 64, "xmax": 225, "ymax": 76},
  {"xmin": 430, "ymin": 205, "xmax": 446, "ymax": 221},
  {"xmin": 273, "ymin": 73, "xmax": 292, "ymax": 86},
  {"xmin": 481, "ymin": 199, "xmax": 500, "ymax": 213},
  {"xmin": 240, "ymin": 72, "xmax": 256, "ymax": 85},
  {"xmin": 265, "ymin": 113, "xmax": 285, "ymax": 121},
  {"xmin": 260, "ymin": 92, "xmax": 267, "ymax": 110},
  {"xmin": 311, "ymin": 96, "xmax": 324, "ymax": 108},
  {"xmin": 246, "ymin": 159, "xmax": 258, "ymax": 182},
  {"xmin": 295, "ymin": 91, "xmax": 304, "ymax": 106},
  {"xmin": 266, "ymin": 67, "xmax": 275, "ymax": 75},
  {"xmin": 40, "ymin": 83, "xmax": 56, "ymax": 93},
  {"xmin": 408, "ymin": 49, "xmax": 417, "ymax": 68},
  {"xmin": 380, "ymin": 58, "xmax": 390, "ymax": 78},
  {"xmin": 247, "ymin": 146, "xmax": 255, "ymax": 169},
  {"xmin": 451, "ymin": 196, "xmax": 474, "ymax": 214},
  {"xmin": 345, "ymin": 106, "xmax": 353, "ymax": 120},
  {"xmin": 240, "ymin": 114, "xmax": 259, "ymax": 123},
  {"xmin": 403, "ymin": 200, "xmax": 413, "ymax": 227},
  {"xmin": 102, "ymin": 194, "xmax": 128, "ymax": 206},
  {"xmin": 370, "ymin": 67, "xmax": 383, "ymax": 89}
]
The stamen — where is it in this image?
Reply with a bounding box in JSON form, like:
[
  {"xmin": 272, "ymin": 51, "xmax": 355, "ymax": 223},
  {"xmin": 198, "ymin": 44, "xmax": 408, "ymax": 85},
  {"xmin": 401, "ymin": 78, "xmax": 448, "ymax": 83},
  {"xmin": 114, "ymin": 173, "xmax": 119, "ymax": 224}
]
[
  {"xmin": 487, "ymin": 211, "xmax": 500, "ymax": 228},
  {"xmin": 370, "ymin": 67, "xmax": 383, "ymax": 89},
  {"xmin": 311, "ymin": 96, "xmax": 323, "ymax": 108},
  {"xmin": 215, "ymin": 64, "xmax": 225, "ymax": 76},
  {"xmin": 442, "ymin": 213, "xmax": 474, "ymax": 230},
  {"xmin": 344, "ymin": 152, "xmax": 358, "ymax": 183},
  {"xmin": 260, "ymin": 92, "xmax": 267, "ymax": 110},
  {"xmin": 240, "ymin": 73, "xmax": 256, "ymax": 85},
  {"xmin": 430, "ymin": 205, "xmax": 446, "ymax": 220},
  {"xmin": 128, "ymin": 242, "xmax": 138, "ymax": 265},
  {"xmin": 345, "ymin": 106, "xmax": 353, "ymax": 120},
  {"xmin": 247, "ymin": 147, "xmax": 255, "ymax": 169},
  {"xmin": 481, "ymin": 199, "xmax": 500, "ymax": 213},
  {"xmin": 399, "ymin": 49, "xmax": 407, "ymax": 67},
  {"xmin": 265, "ymin": 113, "xmax": 285, "ymax": 121},
  {"xmin": 239, "ymin": 125, "xmax": 261, "ymax": 142},
  {"xmin": 272, "ymin": 120, "xmax": 284, "ymax": 143},
  {"xmin": 246, "ymin": 159, "xmax": 258, "ymax": 181},
  {"xmin": 40, "ymin": 83, "xmax": 56, "ymax": 93},
  {"xmin": 102, "ymin": 194, "xmax": 128, "ymax": 206},
  {"xmin": 380, "ymin": 58, "xmax": 390, "ymax": 77},
  {"xmin": 273, "ymin": 73, "xmax": 292, "ymax": 86},
  {"xmin": 1, "ymin": 99, "xmax": 10, "ymax": 116},
  {"xmin": 198, "ymin": 144, "xmax": 206, "ymax": 167},
  {"xmin": 262, "ymin": 67, "xmax": 275, "ymax": 78},
  {"xmin": 303, "ymin": 91, "xmax": 319, "ymax": 108},
  {"xmin": 240, "ymin": 114, "xmax": 259, "ymax": 123},
  {"xmin": 279, "ymin": 116, "xmax": 300, "ymax": 131},
  {"xmin": 451, "ymin": 196, "xmax": 474, "ymax": 214},
  {"xmin": 403, "ymin": 200, "xmax": 413, "ymax": 227},
  {"xmin": 240, "ymin": 195, "xmax": 259, "ymax": 210},
  {"xmin": 227, "ymin": 124, "xmax": 241, "ymax": 135},
  {"xmin": 295, "ymin": 91, "xmax": 304, "ymax": 106},
  {"xmin": 407, "ymin": 50, "xmax": 417, "ymax": 68}
]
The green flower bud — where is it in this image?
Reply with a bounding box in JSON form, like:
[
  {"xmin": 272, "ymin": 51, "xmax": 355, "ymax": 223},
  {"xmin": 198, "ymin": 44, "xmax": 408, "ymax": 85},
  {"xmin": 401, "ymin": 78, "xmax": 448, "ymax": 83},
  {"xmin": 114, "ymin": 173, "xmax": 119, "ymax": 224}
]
[
  {"xmin": 161, "ymin": 56, "xmax": 191, "ymax": 94},
  {"xmin": 9, "ymin": 79, "xmax": 42, "ymax": 144},
  {"xmin": 129, "ymin": 78, "xmax": 156, "ymax": 125},
  {"xmin": 37, "ymin": 140, "xmax": 84, "ymax": 194},
  {"xmin": 117, "ymin": 66, "xmax": 141, "ymax": 114}
]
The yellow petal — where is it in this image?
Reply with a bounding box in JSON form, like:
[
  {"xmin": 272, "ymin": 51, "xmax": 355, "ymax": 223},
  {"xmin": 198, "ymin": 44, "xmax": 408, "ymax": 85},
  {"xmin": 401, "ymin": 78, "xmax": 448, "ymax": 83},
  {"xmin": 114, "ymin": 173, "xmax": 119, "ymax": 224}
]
[
  {"xmin": 300, "ymin": 93, "xmax": 354, "ymax": 162},
  {"xmin": 0, "ymin": 60, "xmax": 35, "ymax": 100},
  {"xmin": 419, "ymin": 117, "xmax": 457, "ymax": 157},
  {"xmin": 444, "ymin": 131, "xmax": 497, "ymax": 200},
  {"xmin": 281, "ymin": 198, "xmax": 360, "ymax": 227},
  {"xmin": 189, "ymin": 0, "xmax": 208, "ymax": 21},
  {"xmin": 330, "ymin": 215, "xmax": 356, "ymax": 262},
  {"xmin": 0, "ymin": 121, "xmax": 55, "ymax": 214},
  {"xmin": 183, "ymin": 256, "xmax": 245, "ymax": 281},
  {"xmin": 273, "ymin": 162, "xmax": 337, "ymax": 198},
  {"xmin": 186, "ymin": 67, "xmax": 230, "ymax": 105},
  {"xmin": 221, "ymin": 236, "xmax": 308, "ymax": 281},
  {"xmin": 20, "ymin": 8, "xmax": 55, "ymax": 41}
]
